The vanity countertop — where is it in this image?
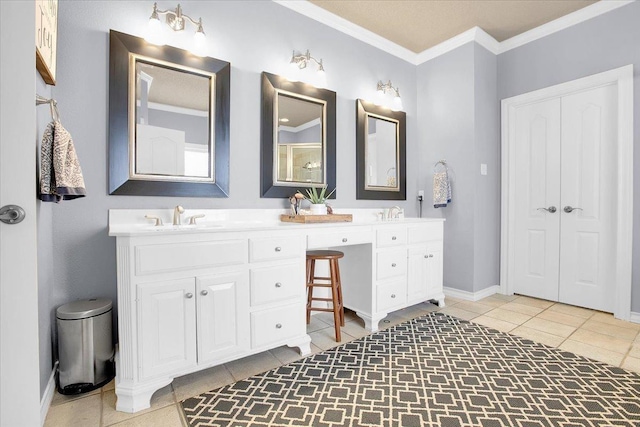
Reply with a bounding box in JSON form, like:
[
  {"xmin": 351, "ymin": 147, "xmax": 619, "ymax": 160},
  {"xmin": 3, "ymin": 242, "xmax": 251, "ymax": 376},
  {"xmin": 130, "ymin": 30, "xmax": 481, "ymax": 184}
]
[{"xmin": 108, "ymin": 209, "xmax": 445, "ymax": 237}]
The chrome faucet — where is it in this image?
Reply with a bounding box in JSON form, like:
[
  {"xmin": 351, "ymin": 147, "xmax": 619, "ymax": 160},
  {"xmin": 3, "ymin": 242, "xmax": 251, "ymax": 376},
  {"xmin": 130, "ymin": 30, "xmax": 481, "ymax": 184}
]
[
  {"xmin": 388, "ymin": 206, "xmax": 402, "ymax": 220},
  {"xmin": 173, "ymin": 205, "xmax": 185, "ymax": 225}
]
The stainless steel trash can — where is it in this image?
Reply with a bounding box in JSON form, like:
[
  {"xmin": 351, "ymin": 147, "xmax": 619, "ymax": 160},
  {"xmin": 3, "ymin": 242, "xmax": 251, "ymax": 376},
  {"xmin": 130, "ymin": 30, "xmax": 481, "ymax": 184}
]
[{"xmin": 56, "ymin": 298, "xmax": 115, "ymax": 394}]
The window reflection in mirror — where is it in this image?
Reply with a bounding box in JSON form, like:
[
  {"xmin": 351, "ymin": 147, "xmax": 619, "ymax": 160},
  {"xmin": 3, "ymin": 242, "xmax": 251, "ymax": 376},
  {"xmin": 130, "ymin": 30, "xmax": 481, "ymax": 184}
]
[
  {"xmin": 365, "ymin": 115, "xmax": 399, "ymax": 190},
  {"xmin": 132, "ymin": 57, "xmax": 214, "ymax": 181},
  {"xmin": 275, "ymin": 92, "xmax": 325, "ymax": 185}
]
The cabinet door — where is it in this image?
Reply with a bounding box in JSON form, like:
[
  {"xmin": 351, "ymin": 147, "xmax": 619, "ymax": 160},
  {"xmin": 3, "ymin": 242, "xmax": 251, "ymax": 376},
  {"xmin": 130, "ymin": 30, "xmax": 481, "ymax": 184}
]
[
  {"xmin": 425, "ymin": 242, "xmax": 443, "ymax": 298},
  {"xmin": 197, "ymin": 272, "xmax": 249, "ymax": 364},
  {"xmin": 407, "ymin": 246, "xmax": 429, "ymax": 303},
  {"xmin": 138, "ymin": 278, "xmax": 196, "ymax": 380},
  {"xmin": 407, "ymin": 243, "xmax": 444, "ymax": 303}
]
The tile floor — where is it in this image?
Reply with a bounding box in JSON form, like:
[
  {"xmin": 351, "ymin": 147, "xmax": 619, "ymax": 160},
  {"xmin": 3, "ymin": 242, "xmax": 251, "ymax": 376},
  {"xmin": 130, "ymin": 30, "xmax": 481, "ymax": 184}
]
[{"xmin": 44, "ymin": 294, "xmax": 640, "ymax": 426}]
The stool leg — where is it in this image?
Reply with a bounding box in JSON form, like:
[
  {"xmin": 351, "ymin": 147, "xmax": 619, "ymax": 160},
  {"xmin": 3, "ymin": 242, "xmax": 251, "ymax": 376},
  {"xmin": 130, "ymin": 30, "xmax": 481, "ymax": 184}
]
[
  {"xmin": 329, "ymin": 259, "xmax": 341, "ymax": 342},
  {"xmin": 306, "ymin": 259, "xmax": 315, "ymax": 324},
  {"xmin": 335, "ymin": 259, "xmax": 345, "ymax": 326}
]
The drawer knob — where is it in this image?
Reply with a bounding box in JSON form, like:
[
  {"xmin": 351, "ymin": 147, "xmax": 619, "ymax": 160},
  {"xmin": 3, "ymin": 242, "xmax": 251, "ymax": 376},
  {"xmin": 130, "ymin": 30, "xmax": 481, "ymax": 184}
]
[
  {"xmin": 275, "ymin": 323, "xmax": 282, "ymax": 329},
  {"xmin": 391, "ymin": 294, "xmax": 396, "ymax": 298},
  {"xmin": 392, "ymin": 236, "xmax": 397, "ymax": 240},
  {"xmin": 342, "ymin": 238, "xmax": 348, "ymax": 242},
  {"xmin": 275, "ymin": 246, "xmax": 282, "ymax": 252},
  {"xmin": 201, "ymin": 290, "xmax": 209, "ymax": 296},
  {"xmin": 275, "ymin": 282, "xmax": 282, "ymax": 288},
  {"xmin": 185, "ymin": 293, "xmax": 193, "ymax": 299},
  {"xmin": 391, "ymin": 263, "xmax": 396, "ymax": 267}
]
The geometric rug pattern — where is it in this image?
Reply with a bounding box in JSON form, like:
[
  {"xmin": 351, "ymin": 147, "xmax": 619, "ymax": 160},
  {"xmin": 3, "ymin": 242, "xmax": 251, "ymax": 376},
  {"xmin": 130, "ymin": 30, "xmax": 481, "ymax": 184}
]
[{"xmin": 181, "ymin": 313, "xmax": 640, "ymax": 426}]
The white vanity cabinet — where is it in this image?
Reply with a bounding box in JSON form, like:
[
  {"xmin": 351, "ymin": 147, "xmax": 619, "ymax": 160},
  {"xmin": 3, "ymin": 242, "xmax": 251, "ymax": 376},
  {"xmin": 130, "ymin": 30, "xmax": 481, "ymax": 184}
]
[
  {"xmin": 112, "ymin": 231, "xmax": 310, "ymax": 413},
  {"xmin": 109, "ymin": 209, "xmax": 444, "ymax": 414}
]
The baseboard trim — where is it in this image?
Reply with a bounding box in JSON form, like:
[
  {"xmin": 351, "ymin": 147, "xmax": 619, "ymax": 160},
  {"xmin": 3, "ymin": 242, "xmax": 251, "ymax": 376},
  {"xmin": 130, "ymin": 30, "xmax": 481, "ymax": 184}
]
[
  {"xmin": 444, "ymin": 285, "xmax": 500, "ymax": 302},
  {"xmin": 630, "ymin": 312, "xmax": 640, "ymax": 324},
  {"xmin": 40, "ymin": 361, "xmax": 58, "ymax": 426}
]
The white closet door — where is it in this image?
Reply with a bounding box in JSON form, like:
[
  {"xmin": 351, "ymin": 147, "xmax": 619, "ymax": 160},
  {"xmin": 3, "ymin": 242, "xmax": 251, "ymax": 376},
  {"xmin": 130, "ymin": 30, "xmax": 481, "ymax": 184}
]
[
  {"xmin": 558, "ymin": 84, "xmax": 618, "ymax": 312},
  {"xmin": 512, "ymin": 98, "xmax": 562, "ymax": 301}
]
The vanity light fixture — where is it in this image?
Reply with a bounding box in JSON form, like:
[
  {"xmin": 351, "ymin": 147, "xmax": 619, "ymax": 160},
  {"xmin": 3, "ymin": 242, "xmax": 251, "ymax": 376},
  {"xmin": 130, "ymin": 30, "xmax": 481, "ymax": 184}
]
[
  {"xmin": 375, "ymin": 80, "xmax": 403, "ymax": 111},
  {"xmin": 146, "ymin": 3, "xmax": 206, "ymax": 54},
  {"xmin": 289, "ymin": 49, "xmax": 325, "ymax": 75}
]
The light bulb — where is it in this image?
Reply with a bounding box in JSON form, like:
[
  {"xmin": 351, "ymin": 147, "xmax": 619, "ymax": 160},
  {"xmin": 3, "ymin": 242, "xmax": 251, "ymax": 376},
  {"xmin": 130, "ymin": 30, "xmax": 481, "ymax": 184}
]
[
  {"xmin": 391, "ymin": 95, "xmax": 403, "ymax": 112},
  {"xmin": 192, "ymin": 29, "xmax": 206, "ymax": 56},
  {"xmin": 146, "ymin": 16, "xmax": 165, "ymax": 45}
]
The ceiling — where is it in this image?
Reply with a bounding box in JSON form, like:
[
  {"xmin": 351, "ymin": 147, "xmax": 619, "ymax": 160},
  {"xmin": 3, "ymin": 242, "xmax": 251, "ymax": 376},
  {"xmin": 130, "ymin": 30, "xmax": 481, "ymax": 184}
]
[{"xmin": 308, "ymin": 0, "xmax": 598, "ymax": 53}]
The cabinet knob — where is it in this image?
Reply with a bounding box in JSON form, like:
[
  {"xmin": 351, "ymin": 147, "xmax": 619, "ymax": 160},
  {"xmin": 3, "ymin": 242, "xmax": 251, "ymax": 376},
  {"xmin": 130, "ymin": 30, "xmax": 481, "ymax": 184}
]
[
  {"xmin": 275, "ymin": 247, "xmax": 282, "ymax": 252},
  {"xmin": 185, "ymin": 293, "xmax": 193, "ymax": 299},
  {"xmin": 275, "ymin": 282, "xmax": 282, "ymax": 288},
  {"xmin": 392, "ymin": 236, "xmax": 397, "ymax": 240},
  {"xmin": 275, "ymin": 323, "xmax": 282, "ymax": 329},
  {"xmin": 391, "ymin": 294, "xmax": 396, "ymax": 298},
  {"xmin": 391, "ymin": 263, "xmax": 396, "ymax": 267},
  {"xmin": 429, "ymin": 254, "xmax": 434, "ymax": 258},
  {"xmin": 201, "ymin": 290, "xmax": 208, "ymax": 296},
  {"xmin": 342, "ymin": 238, "xmax": 348, "ymax": 242},
  {"xmin": 424, "ymin": 255, "xmax": 428, "ymax": 258}
]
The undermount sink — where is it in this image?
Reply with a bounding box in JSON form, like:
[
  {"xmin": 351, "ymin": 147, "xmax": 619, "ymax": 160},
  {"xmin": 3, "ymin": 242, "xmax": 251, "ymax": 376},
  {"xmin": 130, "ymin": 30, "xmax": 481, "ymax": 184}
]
[{"xmin": 144, "ymin": 223, "xmax": 224, "ymax": 232}]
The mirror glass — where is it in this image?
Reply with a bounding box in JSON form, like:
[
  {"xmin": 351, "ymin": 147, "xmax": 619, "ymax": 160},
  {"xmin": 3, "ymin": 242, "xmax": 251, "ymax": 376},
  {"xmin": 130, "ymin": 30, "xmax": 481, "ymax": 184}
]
[
  {"xmin": 109, "ymin": 30, "xmax": 230, "ymax": 197},
  {"xmin": 260, "ymin": 72, "xmax": 336, "ymax": 199},
  {"xmin": 356, "ymin": 99, "xmax": 406, "ymax": 200},
  {"xmin": 365, "ymin": 115, "xmax": 399, "ymax": 190},
  {"xmin": 275, "ymin": 92, "xmax": 325, "ymax": 185},
  {"xmin": 133, "ymin": 59, "xmax": 214, "ymax": 180}
]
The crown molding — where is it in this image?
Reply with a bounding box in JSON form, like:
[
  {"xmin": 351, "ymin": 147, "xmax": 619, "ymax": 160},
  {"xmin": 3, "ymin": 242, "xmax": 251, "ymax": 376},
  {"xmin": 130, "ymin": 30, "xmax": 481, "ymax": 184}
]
[
  {"xmin": 498, "ymin": 0, "xmax": 635, "ymax": 54},
  {"xmin": 274, "ymin": 0, "xmax": 635, "ymax": 65},
  {"xmin": 273, "ymin": 0, "xmax": 418, "ymax": 64}
]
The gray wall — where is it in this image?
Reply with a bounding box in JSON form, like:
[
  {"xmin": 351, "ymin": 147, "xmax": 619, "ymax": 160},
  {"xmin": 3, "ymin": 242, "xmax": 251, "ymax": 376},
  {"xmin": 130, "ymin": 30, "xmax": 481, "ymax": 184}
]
[
  {"xmin": 39, "ymin": 0, "xmax": 418, "ymax": 394},
  {"xmin": 416, "ymin": 42, "xmax": 477, "ymax": 292},
  {"xmin": 36, "ymin": 75, "xmax": 55, "ymax": 398},
  {"xmin": 497, "ymin": 1, "xmax": 640, "ymax": 311},
  {"xmin": 148, "ymin": 109, "xmax": 209, "ymax": 145}
]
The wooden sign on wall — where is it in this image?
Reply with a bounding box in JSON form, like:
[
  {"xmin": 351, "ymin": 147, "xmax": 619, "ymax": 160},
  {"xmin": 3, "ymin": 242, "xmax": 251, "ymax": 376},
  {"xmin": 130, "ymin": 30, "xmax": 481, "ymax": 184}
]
[{"xmin": 35, "ymin": 0, "xmax": 58, "ymax": 85}]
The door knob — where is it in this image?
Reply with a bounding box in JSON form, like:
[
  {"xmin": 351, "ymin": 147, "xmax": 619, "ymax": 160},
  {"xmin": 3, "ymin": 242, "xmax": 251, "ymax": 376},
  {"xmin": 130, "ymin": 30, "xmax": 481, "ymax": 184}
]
[
  {"xmin": 564, "ymin": 206, "xmax": 583, "ymax": 213},
  {"xmin": 0, "ymin": 205, "xmax": 25, "ymax": 224},
  {"xmin": 537, "ymin": 206, "xmax": 557, "ymax": 213}
]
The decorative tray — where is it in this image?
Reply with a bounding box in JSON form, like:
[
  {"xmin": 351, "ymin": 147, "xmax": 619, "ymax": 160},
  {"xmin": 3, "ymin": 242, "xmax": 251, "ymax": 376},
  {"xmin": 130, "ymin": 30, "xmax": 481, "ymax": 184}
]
[{"xmin": 280, "ymin": 214, "xmax": 353, "ymax": 223}]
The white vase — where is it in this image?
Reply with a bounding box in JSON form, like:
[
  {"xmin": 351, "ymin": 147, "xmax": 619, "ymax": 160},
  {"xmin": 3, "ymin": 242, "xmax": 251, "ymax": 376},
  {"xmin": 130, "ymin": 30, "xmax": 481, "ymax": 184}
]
[{"xmin": 310, "ymin": 203, "xmax": 327, "ymax": 215}]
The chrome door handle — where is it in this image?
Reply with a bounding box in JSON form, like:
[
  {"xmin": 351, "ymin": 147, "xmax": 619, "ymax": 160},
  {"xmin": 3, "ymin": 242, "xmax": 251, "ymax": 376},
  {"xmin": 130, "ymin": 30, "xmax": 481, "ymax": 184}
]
[
  {"xmin": 0, "ymin": 205, "xmax": 25, "ymax": 224},
  {"xmin": 537, "ymin": 206, "xmax": 557, "ymax": 213},
  {"xmin": 564, "ymin": 206, "xmax": 583, "ymax": 213}
]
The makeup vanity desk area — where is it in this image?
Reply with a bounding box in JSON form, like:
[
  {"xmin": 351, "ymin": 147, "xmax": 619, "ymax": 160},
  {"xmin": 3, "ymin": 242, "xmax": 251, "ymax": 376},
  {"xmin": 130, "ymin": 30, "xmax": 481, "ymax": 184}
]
[{"xmin": 108, "ymin": 209, "xmax": 445, "ymax": 413}]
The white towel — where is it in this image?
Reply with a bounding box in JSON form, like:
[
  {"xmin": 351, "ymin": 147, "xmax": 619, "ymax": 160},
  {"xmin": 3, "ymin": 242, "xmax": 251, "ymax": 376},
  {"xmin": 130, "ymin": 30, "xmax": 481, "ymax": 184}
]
[
  {"xmin": 433, "ymin": 170, "xmax": 451, "ymax": 208},
  {"xmin": 40, "ymin": 120, "xmax": 86, "ymax": 202}
]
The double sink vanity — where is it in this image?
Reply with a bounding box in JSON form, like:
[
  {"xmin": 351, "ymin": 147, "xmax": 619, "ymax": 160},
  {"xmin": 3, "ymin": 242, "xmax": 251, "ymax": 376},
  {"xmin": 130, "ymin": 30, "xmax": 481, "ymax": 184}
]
[{"xmin": 109, "ymin": 208, "xmax": 445, "ymax": 413}]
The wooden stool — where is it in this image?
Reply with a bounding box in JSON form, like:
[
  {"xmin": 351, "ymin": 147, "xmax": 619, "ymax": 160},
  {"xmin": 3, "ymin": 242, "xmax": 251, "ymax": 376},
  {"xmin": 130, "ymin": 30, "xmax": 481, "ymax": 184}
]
[{"xmin": 306, "ymin": 250, "xmax": 345, "ymax": 341}]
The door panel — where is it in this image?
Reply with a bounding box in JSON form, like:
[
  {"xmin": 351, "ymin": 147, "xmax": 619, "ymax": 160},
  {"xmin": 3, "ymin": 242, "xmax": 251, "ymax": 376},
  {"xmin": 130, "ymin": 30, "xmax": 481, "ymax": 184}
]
[
  {"xmin": 559, "ymin": 84, "xmax": 617, "ymax": 312},
  {"xmin": 138, "ymin": 278, "xmax": 196, "ymax": 379},
  {"xmin": 197, "ymin": 272, "xmax": 249, "ymax": 364},
  {"xmin": 513, "ymin": 98, "xmax": 561, "ymax": 301}
]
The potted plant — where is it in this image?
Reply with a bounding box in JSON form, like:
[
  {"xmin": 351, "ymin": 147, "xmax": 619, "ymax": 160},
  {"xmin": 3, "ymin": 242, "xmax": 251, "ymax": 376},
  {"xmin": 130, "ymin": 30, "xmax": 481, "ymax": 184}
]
[{"xmin": 304, "ymin": 186, "xmax": 335, "ymax": 215}]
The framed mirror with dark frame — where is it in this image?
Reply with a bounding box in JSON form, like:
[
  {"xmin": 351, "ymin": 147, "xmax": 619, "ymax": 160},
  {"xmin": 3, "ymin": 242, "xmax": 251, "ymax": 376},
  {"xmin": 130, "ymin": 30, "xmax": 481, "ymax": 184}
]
[
  {"xmin": 108, "ymin": 30, "xmax": 230, "ymax": 197},
  {"xmin": 356, "ymin": 99, "xmax": 406, "ymax": 200},
  {"xmin": 260, "ymin": 72, "xmax": 336, "ymax": 199}
]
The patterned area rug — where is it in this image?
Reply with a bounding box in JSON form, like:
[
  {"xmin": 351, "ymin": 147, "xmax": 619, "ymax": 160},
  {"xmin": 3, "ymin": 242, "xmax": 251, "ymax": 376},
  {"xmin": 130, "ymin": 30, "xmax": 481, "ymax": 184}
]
[{"xmin": 181, "ymin": 313, "xmax": 640, "ymax": 426}]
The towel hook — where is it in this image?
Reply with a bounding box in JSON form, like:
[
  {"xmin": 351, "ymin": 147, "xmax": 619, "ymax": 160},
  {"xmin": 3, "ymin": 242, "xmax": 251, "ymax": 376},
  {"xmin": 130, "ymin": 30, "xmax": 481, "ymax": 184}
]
[
  {"xmin": 36, "ymin": 94, "xmax": 61, "ymax": 121},
  {"xmin": 434, "ymin": 159, "xmax": 447, "ymax": 172}
]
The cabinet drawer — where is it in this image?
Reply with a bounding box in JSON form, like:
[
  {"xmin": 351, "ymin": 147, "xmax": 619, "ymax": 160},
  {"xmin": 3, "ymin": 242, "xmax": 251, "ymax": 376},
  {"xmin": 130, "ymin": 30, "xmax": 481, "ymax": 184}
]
[
  {"xmin": 376, "ymin": 249, "xmax": 407, "ymax": 280},
  {"xmin": 249, "ymin": 236, "xmax": 303, "ymax": 262},
  {"xmin": 376, "ymin": 280, "xmax": 407, "ymax": 312},
  {"xmin": 250, "ymin": 263, "xmax": 303, "ymax": 307},
  {"xmin": 135, "ymin": 240, "xmax": 247, "ymax": 276},
  {"xmin": 307, "ymin": 230, "xmax": 371, "ymax": 249},
  {"xmin": 251, "ymin": 304, "xmax": 305, "ymax": 349},
  {"xmin": 376, "ymin": 228, "xmax": 407, "ymax": 248},
  {"xmin": 407, "ymin": 223, "xmax": 443, "ymax": 244}
]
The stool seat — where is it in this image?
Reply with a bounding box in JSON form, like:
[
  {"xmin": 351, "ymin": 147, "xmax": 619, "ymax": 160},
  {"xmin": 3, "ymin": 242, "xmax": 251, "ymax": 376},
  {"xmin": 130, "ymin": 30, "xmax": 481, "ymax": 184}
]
[{"xmin": 306, "ymin": 250, "xmax": 345, "ymax": 342}]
